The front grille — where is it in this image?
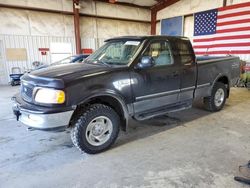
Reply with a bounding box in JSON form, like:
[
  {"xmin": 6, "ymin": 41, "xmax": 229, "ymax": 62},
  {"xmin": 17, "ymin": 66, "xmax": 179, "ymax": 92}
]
[{"xmin": 21, "ymin": 82, "xmax": 34, "ymax": 102}]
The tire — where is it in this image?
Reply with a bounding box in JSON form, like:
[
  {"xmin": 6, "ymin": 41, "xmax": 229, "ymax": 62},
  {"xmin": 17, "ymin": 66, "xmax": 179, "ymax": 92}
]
[
  {"xmin": 204, "ymin": 82, "xmax": 227, "ymax": 112},
  {"xmin": 71, "ymin": 104, "xmax": 120, "ymax": 154}
]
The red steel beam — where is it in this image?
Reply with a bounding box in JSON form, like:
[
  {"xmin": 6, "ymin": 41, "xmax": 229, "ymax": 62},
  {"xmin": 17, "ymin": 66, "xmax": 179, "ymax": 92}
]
[
  {"xmin": 150, "ymin": 0, "xmax": 180, "ymax": 35},
  {"xmin": 151, "ymin": 0, "xmax": 180, "ymax": 12},
  {"xmin": 93, "ymin": 0, "xmax": 151, "ymax": 9},
  {"xmin": 151, "ymin": 11, "xmax": 157, "ymax": 35},
  {"xmin": 73, "ymin": 0, "xmax": 81, "ymax": 54},
  {"xmin": 223, "ymin": 0, "xmax": 227, "ymax": 7}
]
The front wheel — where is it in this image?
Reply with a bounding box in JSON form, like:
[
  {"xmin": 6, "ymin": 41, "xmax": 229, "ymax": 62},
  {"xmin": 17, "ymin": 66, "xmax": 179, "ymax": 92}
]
[
  {"xmin": 71, "ymin": 104, "xmax": 120, "ymax": 154},
  {"xmin": 204, "ymin": 82, "xmax": 227, "ymax": 112}
]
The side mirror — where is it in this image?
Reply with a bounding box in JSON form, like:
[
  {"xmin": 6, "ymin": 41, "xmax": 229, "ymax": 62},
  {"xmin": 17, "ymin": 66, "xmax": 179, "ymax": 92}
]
[{"xmin": 136, "ymin": 56, "xmax": 155, "ymax": 69}]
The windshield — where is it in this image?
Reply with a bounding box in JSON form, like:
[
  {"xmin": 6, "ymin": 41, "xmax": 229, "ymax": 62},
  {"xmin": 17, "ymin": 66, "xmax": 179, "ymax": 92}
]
[{"xmin": 85, "ymin": 40, "xmax": 141, "ymax": 66}]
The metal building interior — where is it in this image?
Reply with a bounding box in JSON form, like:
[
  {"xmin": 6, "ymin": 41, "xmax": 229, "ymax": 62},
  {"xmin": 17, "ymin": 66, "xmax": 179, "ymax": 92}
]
[{"xmin": 0, "ymin": 0, "xmax": 250, "ymax": 187}]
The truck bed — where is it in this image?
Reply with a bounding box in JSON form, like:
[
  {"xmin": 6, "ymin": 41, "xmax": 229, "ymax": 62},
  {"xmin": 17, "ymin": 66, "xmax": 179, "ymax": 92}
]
[
  {"xmin": 195, "ymin": 55, "xmax": 240, "ymax": 98},
  {"xmin": 196, "ymin": 56, "xmax": 230, "ymax": 62}
]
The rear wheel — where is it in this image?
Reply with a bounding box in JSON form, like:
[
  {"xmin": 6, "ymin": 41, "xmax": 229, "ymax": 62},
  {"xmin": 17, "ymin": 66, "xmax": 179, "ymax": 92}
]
[
  {"xmin": 204, "ymin": 82, "xmax": 227, "ymax": 112},
  {"xmin": 71, "ymin": 104, "xmax": 120, "ymax": 154}
]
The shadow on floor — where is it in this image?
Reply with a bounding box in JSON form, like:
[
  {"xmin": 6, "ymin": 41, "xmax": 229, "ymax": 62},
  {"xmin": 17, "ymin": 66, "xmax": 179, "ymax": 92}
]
[{"xmin": 114, "ymin": 99, "xmax": 212, "ymax": 148}]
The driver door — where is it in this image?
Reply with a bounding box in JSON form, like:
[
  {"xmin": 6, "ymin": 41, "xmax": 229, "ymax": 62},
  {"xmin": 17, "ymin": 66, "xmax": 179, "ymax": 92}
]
[{"xmin": 130, "ymin": 40, "xmax": 181, "ymax": 114}]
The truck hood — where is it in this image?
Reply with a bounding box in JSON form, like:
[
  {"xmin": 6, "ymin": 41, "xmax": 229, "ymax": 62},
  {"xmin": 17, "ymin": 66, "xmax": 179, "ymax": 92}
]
[{"xmin": 21, "ymin": 63, "xmax": 111, "ymax": 88}]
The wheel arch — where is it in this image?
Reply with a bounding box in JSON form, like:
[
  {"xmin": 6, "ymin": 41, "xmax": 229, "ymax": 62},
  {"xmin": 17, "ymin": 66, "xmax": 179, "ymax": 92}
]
[
  {"xmin": 69, "ymin": 91, "xmax": 129, "ymax": 131},
  {"xmin": 213, "ymin": 74, "xmax": 230, "ymax": 97}
]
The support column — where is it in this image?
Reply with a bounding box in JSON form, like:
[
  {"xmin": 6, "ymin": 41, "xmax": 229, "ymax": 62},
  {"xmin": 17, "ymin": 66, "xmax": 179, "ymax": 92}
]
[
  {"xmin": 223, "ymin": 0, "xmax": 227, "ymax": 7},
  {"xmin": 73, "ymin": 0, "xmax": 81, "ymax": 54},
  {"xmin": 151, "ymin": 10, "xmax": 156, "ymax": 35},
  {"xmin": 151, "ymin": 0, "xmax": 180, "ymax": 35}
]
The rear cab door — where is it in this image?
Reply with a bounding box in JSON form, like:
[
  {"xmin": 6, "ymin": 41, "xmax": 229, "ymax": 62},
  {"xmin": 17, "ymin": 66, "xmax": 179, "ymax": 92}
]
[{"xmin": 171, "ymin": 38, "xmax": 197, "ymax": 102}]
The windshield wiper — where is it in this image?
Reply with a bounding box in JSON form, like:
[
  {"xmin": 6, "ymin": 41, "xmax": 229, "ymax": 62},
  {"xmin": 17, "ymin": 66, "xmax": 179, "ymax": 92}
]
[
  {"xmin": 85, "ymin": 59, "xmax": 111, "ymax": 67},
  {"xmin": 96, "ymin": 60, "xmax": 111, "ymax": 67}
]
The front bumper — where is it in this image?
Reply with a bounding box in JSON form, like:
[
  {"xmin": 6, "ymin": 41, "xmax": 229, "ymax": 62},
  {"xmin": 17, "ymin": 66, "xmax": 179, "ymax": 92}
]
[{"xmin": 12, "ymin": 95, "xmax": 74, "ymax": 130}]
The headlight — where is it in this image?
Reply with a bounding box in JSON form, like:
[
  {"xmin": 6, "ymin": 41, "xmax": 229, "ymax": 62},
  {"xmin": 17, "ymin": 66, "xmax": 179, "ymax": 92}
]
[{"xmin": 34, "ymin": 88, "xmax": 65, "ymax": 104}]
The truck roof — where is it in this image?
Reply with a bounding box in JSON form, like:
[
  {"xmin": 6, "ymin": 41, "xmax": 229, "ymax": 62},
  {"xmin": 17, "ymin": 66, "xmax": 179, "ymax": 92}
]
[{"xmin": 105, "ymin": 35, "xmax": 189, "ymax": 42}]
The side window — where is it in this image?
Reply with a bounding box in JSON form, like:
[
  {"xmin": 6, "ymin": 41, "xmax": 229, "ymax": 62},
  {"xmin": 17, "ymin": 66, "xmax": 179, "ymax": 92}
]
[
  {"xmin": 143, "ymin": 41, "xmax": 173, "ymax": 66},
  {"xmin": 176, "ymin": 40, "xmax": 194, "ymax": 65}
]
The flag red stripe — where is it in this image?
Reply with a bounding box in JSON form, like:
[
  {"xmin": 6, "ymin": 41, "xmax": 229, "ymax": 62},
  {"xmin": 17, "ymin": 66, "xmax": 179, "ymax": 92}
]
[
  {"xmin": 193, "ymin": 42, "xmax": 250, "ymax": 48},
  {"xmin": 193, "ymin": 35, "xmax": 250, "ymax": 42},
  {"xmin": 217, "ymin": 10, "xmax": 250, "ymax": 19},
  {"xmin": 217, "ymin": 18, "xmax": 250, "ymax": 26},
  {"xmin": 218, "ymin": 2, "xmax": 250, "ymax": 11},
  {"xmin": 194, "ymin": 2, "xmax": 250, "ymax": 58},
  {"xmin": 195, "ymin": 50, "xmax": 250, "ymax": 55},
  {"xmin": 217, "ymin": 26, "xmax": 250, "ymax": 33}
]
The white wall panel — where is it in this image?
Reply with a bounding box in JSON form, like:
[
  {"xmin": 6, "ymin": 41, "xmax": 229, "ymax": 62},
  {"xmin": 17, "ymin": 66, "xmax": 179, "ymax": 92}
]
[
  {"xmin": 64, "ymin": 15, "xmax": 74, "ymax": 37},
  {"xmin": 227, "ymin": 0, "xmax": 250, "ymax": 5},
  {"xmin": 27, "ymin": 0, "xmax": 63, "ymax": 10},
  {"xmin": 0, "ymin": 8, "xmax": 74, "ymax": 37},
  {"xmin": 157, "ymin": 0, "xmax": 223, "ymax": 20},
  {"xmin": 80, "ymin": 17, "xmax": 96, "ymax": 38},
  {"xmin": 156, "ymin": 22, "xmax": 160, "ymax": 35},
  {"xmin": 0, "ymin": 8, "xmax": 30, "ymax": 35},
  {"xmin": 0, "ymin": 1, "xmax": 151, "ymax": 84},
  {"xmin": 95, "ymin": 1, "xmax": 150, "ymax": 21},
  {"xmin": 183, "ymin": 15, "xmax": 194, "ymax": 42},
  {"xmin": 0, "ymin": 0, "xmax": 27, "ymax": 6},
  {"xmin": 80, "ymin": 0, "xmax": 95, "ymax": 15},
  {"xmin": 62, "ymin": 0, "xmax": 73, "ymax": 12},
  {"xmin": 29, "ymin": 12, "xmax": 66, "ymax": 36},
  {"xmin": 97, "ymin": 19, "xmax": 118, "ymax": 38},
  {"xmin": 81, "ymin": 38, "xmax": 97, "ymax": 50},
  {"xmin": 0, "ymin": 40, "xmax": 8, "ymax": 84},
  {"xmin": 0, "ymin": 35, "xmax": 75, "ymax": 84},
  {"xmin": 138, "ymin": 23, "xmax": 151, "ymax": 35}
]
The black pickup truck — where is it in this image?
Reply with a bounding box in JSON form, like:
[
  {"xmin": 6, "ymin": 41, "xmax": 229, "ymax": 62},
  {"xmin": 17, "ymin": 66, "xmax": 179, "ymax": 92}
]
[{"xmin": 12, "ymin": 36, "xmax": 240, "ymax": 154}]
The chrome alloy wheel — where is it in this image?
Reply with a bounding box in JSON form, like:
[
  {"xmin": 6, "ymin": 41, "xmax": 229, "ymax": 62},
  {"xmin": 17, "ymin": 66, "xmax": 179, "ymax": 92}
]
[
  {"xmin": 214, "ymin": 88, "xmax": 225, "ymax": 107},
  {"xmin": 85, "ymin": 116, "xmax": 113, "ymax": 146}
]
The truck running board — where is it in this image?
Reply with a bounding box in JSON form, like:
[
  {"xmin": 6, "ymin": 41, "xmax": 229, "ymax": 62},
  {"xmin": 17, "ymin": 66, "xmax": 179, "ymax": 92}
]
[{"xmin": 134, "ymin": 100, "xmax": 192, "ymax": 121}]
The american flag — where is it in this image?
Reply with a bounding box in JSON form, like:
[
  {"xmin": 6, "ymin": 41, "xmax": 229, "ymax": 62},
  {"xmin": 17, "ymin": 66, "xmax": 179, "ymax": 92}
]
[{"xmin": 193, "ymin": 2, "xmax": 250, "ymax": 60}]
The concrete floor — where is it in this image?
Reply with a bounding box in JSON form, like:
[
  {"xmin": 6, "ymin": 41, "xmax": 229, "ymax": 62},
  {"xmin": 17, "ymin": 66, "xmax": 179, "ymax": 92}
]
[{"xmin": 0, "ymin": 86, "xmax": 249, "ymax": 188}]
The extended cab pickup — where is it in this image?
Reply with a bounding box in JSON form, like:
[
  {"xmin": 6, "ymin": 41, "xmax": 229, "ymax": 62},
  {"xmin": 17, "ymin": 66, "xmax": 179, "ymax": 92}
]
[{"xmin": 12, "ymin": 36, "xmax": 240, "ymax": 154}]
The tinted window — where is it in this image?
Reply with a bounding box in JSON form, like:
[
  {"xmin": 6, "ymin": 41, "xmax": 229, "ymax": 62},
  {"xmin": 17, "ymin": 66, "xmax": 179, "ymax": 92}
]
[
  {"xmin": 175, "ymin": 40, "xmax": 194, "ymax": 65},
  {"xmin": 143, "ymin": 41, "xmax": 173, "ymax": 66}
]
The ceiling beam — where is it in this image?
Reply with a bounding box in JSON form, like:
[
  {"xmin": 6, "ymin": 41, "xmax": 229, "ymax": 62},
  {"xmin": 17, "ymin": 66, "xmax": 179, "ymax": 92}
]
[
  {"xmin": 0, "ymin": 3, "xmax": 73, "ymax": 15},
  {"xmin": 151, "ymin": 0, "xmax": 180, "ymax": 12},
  {"xmin": 150, "ymin": 0, "xmax": 180, "ymax": 35},
  {"xmin": 0, "ymin": 3, "xmax": 150, "ymax": 24},
  {"xmin": 93, "ymin": 0, "xmax": 151, "ymax": 9}
]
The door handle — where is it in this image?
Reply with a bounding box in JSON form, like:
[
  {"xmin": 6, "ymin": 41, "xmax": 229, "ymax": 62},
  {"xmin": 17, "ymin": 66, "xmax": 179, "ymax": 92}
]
[{"xmin": 172, "ymin": 71, "xmax": 179, "ymax": 77}]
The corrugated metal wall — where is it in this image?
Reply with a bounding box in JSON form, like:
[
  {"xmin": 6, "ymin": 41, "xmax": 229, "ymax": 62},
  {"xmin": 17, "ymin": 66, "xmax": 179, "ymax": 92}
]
[
  {"xmin": 0, "ymin": 34, "xmax": 77, "ymax": 83},
  {"xmin": 81, "ymin": 38, "xmax": 106, "ymax": 50},
  {"xmin": 0, "ymin": 35, "xmax": 110, "ymax": 84},
  {"xmin": 0, "ymin": 40, "xmax": 7, "ymax": 84}
]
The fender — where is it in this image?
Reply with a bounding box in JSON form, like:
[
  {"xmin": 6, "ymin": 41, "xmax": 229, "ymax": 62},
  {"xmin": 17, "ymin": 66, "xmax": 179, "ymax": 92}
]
[
  {"xmin": 210, "ymin": 73, "xmax": 230, "ymax": 96},
  {"xmin": 76, "ymin": 89, "xmax": 131, "ymax": 130},
  {"xmin": 212, "ymin": 73, "xmax": 230, "ymax": 86}
]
